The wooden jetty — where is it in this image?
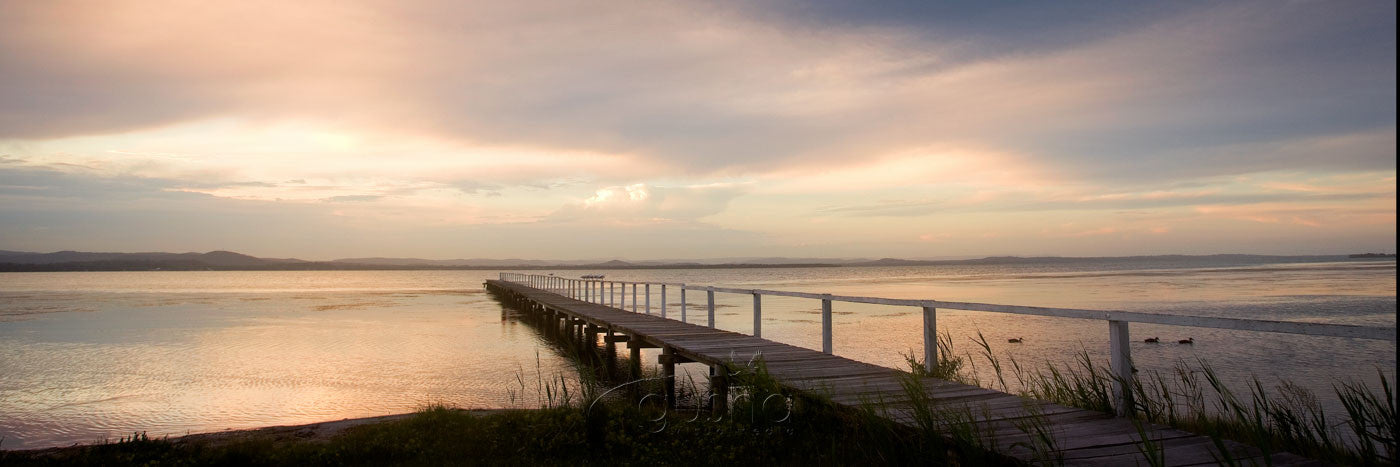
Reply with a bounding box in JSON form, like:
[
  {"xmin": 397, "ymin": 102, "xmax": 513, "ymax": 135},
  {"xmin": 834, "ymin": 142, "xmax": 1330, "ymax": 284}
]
[{"xmin": 485, "ymin": 276, "xmax": 1365, "ymax": 466}]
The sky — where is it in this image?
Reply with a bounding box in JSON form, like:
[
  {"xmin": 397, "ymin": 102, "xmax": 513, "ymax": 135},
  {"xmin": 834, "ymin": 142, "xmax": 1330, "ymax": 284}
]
[{"xmin": 0, "ymin": 1, "xmax": 1395, "ymax": 260}]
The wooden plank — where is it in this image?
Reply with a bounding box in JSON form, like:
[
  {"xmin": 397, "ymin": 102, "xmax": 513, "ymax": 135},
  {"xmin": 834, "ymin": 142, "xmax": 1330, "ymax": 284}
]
[
  {"xmin": 486, "ymin": 280, "xmax": 1329, "ymax": 466},
  {"xmin": 760, "ymin": 363, "xmax": 889, "ymax": 376},
  {"xmin": 1056, "ymin": 435, "xmax": 1219, "ymax": 464},
  {"xmin": 491, "ymin": 279, "xmax": 1396, "ymax": 342}
]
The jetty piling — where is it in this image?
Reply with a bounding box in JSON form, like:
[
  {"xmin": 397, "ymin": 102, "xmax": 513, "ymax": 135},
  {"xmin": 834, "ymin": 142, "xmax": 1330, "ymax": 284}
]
[{"xmin": 491, "ymin": 272, "xmax": 1395, "ymax": 465}]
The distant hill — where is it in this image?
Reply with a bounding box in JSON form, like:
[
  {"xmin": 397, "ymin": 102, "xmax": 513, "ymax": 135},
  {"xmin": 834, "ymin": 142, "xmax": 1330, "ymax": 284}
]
[
  {"xmin": 0, "ymin": 250, "xmax": 843, "ymax": 271},
  {"xmin": 0, "ymin": 249, "xmax": 1375, "ymax": 272},
  {"xmin": 0, "ymin": 250, "xmax": 302, "ymax": 267},
  {"xmin": 332, "ymin": 257, "xmax": 604, "ymax": 267},
  {"xmin": 846, "ymin": 254, "xmax": 1360, "ymax": 267},
  {"xmin": 330, "ymin": 256, "xmax": 865, "ymax": 267}
]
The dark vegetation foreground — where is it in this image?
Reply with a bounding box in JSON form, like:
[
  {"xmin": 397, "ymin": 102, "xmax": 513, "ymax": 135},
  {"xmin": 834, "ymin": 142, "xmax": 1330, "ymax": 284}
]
[{"xmin": 1, "ymin": 402, "xmax": 997, "ymax": 466}]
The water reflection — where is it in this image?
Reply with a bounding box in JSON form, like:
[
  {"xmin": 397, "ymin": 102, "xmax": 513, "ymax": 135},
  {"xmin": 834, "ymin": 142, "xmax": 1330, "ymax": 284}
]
[
  {"xmin": 0, "ymin": 263, "xmax": 1393, "ymax": 450},
  {"xmin": 0, "ymin": 276, "xmax": 580, "ymax": 449}
]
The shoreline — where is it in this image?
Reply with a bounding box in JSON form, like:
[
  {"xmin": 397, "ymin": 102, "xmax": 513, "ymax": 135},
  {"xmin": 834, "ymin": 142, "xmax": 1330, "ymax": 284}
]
[{"xmin": 3, "ymin": 409, "xmax": 512, "ymax": 454}]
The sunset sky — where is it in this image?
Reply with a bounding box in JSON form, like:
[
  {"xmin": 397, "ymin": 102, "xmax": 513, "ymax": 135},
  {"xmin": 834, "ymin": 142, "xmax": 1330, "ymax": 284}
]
[{"xmin": 1, "ymin": 1, "xmax": 1394, "ymax": 260}]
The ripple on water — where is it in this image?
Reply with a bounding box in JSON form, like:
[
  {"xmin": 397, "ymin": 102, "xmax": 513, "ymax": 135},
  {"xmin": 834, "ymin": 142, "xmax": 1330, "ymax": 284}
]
[{"xmin": 0, "ymin": 267, "xmax": 1392, "ymax": 449}]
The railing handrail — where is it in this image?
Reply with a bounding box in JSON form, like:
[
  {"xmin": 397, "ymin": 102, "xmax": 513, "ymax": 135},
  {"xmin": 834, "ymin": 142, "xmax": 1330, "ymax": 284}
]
[
  {"xmin": 503, "ymin": 273, "xmax": 1395, "ymax": 341},
  {"xmin": 498, "ymin": 271, "xmax": 1395, "ymax": 416}
]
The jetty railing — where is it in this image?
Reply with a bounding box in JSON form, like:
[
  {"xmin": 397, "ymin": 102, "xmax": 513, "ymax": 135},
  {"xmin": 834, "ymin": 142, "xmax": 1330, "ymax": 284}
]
[{"xmin": 498, "ymin": 272, "xmax": 1397, "ymax": 415}]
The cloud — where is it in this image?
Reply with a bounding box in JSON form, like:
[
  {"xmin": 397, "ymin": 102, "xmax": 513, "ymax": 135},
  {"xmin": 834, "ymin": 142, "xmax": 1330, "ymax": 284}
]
[
  {"xmin": 548, "ymin": 183, "xmax": 748, "ymax": 223},
  {"xmin": 0, "ymin": 163, "xmax": 772, "ymax": 259},
  {"xmin": 1, "ymin": 1, "xmax": 1391, "ymax": 182},
  {"xmin": 0, "ymin": 1, "xmax": 1392, "ymax": 259},
  {"xmin": 326, "ymin": 195, "xmax": 383, "ymax": 202}
]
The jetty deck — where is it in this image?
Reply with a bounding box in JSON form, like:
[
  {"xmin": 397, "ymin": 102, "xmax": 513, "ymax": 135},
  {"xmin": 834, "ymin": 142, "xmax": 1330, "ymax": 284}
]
[{"xmin": 486, "ymin": 279, "xmax": 1323, "ymax": 466}]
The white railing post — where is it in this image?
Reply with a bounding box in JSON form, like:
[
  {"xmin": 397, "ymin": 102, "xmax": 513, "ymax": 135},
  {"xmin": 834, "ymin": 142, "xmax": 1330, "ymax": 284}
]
[
  {"xmin": 660, "ymin": 284, "xmax": 667, "ymax": 318},
  {"xmin": 681, "ymin": 286, "xmax": 688, "ymax": 323},
  {"xmin": 821, "ymin": 295, "xmax": 833, "ymax": 354},
  {"xmin": 632, "ymin": 284, "xmax": 638, "ymax": 312},
  {"xmin": 923, "ymin": 306, "xmax": 937, "ymax": 373},
  {"xmin": 610, "ymin": 282, "xmax": 616, "ymax": 307},
  {"xmin": 707, "ymin": 287, "xmax": 716, "ymax": 328},
  {"xmin": 1109, "ymin": 320, "xmax": 1134, "ymax": 416},
  {"xmin": 645, "ymin": 284, "xmax": 652, "ymax": 314},
  {"xmin": 752, "ymin": 291, "xmax": 762, "ymax": 338},
  {"xmin": 620, "ymin": 282, "xmax": 626, "ymax": 309}
]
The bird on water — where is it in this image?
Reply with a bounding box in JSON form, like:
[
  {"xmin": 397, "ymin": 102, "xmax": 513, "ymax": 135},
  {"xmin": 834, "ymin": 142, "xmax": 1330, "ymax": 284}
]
[
  {"xmin": 1007, "ymin": 337, "xmax": 1023, "ymax": 343},
  {"xmin": 1144, "ymin": 337, "xmax": 1160, "ymax": 343},
  {"xmin": 1178, "ymin": 337, "xmax": 1194, "ymax": 344}
]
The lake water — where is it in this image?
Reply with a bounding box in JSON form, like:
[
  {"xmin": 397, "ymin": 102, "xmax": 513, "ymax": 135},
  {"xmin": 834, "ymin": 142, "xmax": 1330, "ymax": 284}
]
[{"xmin": 1, "ymin": 258, "xmax": 1395, "ymax": 449}]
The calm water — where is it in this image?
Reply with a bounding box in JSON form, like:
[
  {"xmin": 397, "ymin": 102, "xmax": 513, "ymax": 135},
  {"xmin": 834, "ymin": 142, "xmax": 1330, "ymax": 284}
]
[{"xmin": 1, "ymin": 259, "xmax": 1395, "ymax": 449}]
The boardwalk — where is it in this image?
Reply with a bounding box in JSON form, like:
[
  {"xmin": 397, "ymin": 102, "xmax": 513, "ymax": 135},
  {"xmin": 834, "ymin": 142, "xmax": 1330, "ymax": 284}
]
[{"xmin": 486, "ymin": 279, "xmax": 1323, "ymax": 466}]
